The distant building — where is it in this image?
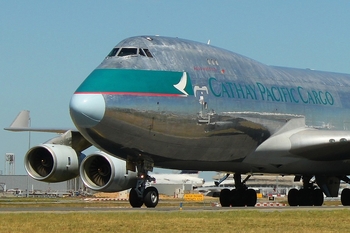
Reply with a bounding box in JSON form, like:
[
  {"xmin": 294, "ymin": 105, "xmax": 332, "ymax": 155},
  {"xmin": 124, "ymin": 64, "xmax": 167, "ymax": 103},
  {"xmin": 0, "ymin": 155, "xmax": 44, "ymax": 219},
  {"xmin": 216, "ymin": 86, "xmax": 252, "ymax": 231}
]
[
  {"xmin": 150, "ymin": 183, "xmax": 194, "ymax": 196},
  {"xmin": 0, "ymin": 175, "xmax": 84, "ymax": 196}
]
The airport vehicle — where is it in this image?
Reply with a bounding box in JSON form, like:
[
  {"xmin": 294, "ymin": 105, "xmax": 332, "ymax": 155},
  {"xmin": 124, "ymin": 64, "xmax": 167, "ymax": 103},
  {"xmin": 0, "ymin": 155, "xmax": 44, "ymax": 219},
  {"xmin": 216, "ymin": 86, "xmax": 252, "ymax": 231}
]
[{"xmin": 7, "ymin": 36, "xmax": 350, "ymax": 207}]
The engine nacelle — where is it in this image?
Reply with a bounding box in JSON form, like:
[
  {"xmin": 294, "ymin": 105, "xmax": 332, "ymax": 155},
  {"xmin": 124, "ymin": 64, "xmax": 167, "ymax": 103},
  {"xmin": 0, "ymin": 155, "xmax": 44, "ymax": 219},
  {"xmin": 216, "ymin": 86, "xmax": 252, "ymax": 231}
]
[
  {"xmin": 25, "ymin": 144, "xmax": 80, "ymax": 182},
  {"xmin": 80, "ymin": 151, "xmax": 138, "ymax": 192}
]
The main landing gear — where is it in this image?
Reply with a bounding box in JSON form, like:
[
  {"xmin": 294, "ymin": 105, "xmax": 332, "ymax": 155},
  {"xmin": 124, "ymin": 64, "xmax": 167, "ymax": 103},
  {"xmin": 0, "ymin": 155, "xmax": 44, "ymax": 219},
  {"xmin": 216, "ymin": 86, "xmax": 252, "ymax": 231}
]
[
  {"xmin": 287, "ymin": 176, "xmax": 323, "ymax": 206},
  {"xmin": 287, "ymin": 175, "xmax": 350, "ymax": 207},
  {"xmin": 128, "ymin": 156, "xmax": 159, "ymax": 208},
  {"xmin": 219, "ymin": 173, "xmax": 257, "ymax": 207}
]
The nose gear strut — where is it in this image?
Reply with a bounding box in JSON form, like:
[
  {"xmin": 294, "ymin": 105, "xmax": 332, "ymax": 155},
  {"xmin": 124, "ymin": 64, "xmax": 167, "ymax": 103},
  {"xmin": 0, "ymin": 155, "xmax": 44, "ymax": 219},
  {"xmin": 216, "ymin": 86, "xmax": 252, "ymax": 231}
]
[{"xmin": 128, "ymin": 155, "xmax": 159, "ymax": 208}]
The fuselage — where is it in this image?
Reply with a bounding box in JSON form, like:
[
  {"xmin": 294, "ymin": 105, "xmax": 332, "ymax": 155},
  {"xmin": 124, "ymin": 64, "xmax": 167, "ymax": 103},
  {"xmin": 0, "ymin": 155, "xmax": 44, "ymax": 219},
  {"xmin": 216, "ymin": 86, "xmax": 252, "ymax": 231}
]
[{"xmin": 69, "ymin": 36, "xmax": 350, "ymax": 175}]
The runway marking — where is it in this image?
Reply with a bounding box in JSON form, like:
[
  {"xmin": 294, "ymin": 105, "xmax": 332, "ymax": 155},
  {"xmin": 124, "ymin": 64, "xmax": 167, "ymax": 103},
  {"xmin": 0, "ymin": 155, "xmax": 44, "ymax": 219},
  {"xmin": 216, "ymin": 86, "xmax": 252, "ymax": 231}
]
[
  {"xmin": 255, "ymin": 202, "xmax": 286, "ymax": 207},
  {"xmin": 84, "ymin": 198, "xmax": 128, "ymax": 201}
]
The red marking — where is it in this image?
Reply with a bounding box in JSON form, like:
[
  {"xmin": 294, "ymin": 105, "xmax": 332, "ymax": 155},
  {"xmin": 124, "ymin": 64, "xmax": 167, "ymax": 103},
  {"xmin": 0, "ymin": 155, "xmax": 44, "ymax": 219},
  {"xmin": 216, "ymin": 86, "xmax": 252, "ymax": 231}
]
[
  {"xmin": 255, "ymin": 202, "xmax": 286, "ymax": 207},
  {"xmin": 193, "ymin": 66, "xmax": 217, "ymax": 72},
  {"xmin": 74, "ymin": 92, "xmax": 186, "ymax": 97}
]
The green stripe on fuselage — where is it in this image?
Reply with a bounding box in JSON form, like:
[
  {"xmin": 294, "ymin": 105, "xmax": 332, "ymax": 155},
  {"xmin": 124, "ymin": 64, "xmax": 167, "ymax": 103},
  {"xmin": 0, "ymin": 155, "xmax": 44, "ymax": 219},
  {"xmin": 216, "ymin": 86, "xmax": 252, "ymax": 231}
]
[{"xmin": 75, "ymin": 69, "xmax": 194, "ymax": 96}]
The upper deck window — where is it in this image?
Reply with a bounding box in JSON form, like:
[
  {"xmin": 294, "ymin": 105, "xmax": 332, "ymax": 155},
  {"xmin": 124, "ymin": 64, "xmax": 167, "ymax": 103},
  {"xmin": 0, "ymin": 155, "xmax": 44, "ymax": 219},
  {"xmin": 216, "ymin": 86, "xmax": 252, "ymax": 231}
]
[{"xmin": 207, "ymin": 58, "xmax": 219, "ymax": 66}]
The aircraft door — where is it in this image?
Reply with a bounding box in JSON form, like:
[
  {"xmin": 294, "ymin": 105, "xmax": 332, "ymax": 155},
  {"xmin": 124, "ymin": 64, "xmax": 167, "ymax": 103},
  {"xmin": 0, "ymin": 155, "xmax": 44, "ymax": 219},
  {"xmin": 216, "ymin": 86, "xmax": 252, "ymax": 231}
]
[{"xmin": 194, "ymin": 85, "xmax": 216, "ymax": 124}]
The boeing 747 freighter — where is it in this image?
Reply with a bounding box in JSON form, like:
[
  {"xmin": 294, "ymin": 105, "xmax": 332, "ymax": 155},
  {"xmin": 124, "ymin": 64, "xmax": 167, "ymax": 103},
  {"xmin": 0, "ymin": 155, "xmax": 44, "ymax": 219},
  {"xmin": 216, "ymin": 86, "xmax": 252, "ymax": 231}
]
[{"xmin": 7, "ymin": 36, "xmax": 350, "ymax": 208}]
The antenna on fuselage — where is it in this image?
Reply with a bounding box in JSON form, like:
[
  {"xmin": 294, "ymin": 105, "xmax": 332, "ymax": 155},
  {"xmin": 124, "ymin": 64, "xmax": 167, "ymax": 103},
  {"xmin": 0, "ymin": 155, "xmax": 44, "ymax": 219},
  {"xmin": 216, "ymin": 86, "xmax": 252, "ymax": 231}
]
[{"xmin": 207, "ymin": 39, "xmax": 211, "ymax": 45}]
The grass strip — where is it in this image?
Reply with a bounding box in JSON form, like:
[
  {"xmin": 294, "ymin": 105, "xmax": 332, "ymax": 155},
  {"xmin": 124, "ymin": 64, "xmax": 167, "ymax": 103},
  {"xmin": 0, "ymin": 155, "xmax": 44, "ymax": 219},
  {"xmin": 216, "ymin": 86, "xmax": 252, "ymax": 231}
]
[{"xmin": 0, "ymin": 210, "xmax": 349, "ymax": 233}]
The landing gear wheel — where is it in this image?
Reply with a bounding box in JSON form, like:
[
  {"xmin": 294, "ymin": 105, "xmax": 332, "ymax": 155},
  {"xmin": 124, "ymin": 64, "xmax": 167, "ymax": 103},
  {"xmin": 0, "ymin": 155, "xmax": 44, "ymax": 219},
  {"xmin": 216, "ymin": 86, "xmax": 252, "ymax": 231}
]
[
  {"xmin": 231, "ymin": 189, "xmax": 245, "ymax": 207},
  {"xmin": 288, "ymin": 188, "xmax": 299, "ymax": 206},
  {"xmin": 129, "ymin": 188, "xmax": 143, "ymax": 208},
  {"xmin": 298, "ymin": 189, "xmax": 312, "ymax": 206},
  {"xmin": 341, "ymin": 188, "xmax": 350, "ymax": 206},
  {"xmin": 230, "ymin": 189, "xmax": 239, "ymax": 207},
  {"xmin": 219, "ymin": 189, "xmax": 231, "ymax": 207},
  {"xmin": 245, "ymin": 189, "xmax": 257, "ymax": 206},
  {"xmin": 312, "ymin": 189, "xmax": 324, "ymax": 206},
  {"xmin": 144, "ymin": 187, "xmax": 159, "ymax": 208}
]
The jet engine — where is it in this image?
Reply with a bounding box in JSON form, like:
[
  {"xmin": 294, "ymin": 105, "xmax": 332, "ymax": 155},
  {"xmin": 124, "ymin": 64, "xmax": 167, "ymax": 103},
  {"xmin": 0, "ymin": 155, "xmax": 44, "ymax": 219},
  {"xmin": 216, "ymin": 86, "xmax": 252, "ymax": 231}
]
[
  {"xmin": 80, "ymin": 151, "xmax": 138, "ymax": 192},
  {"xmin": 25, "ymin": 144, "xmax": 81, "ymax": 182}
]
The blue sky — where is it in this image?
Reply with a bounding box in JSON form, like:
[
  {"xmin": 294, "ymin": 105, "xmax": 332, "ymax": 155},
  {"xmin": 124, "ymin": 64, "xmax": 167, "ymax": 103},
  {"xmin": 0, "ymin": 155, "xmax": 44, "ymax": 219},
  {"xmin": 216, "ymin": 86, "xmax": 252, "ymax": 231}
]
[{"xmin": 1, "ymin": 1, "xmax": 350, "ymax": 181}]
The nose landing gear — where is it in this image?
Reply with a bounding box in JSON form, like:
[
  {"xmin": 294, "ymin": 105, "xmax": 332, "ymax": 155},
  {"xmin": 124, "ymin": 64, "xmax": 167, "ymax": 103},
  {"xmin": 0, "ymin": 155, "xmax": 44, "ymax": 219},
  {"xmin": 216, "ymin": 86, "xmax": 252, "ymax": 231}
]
[{"xmin": 128, "ymin": 156, "xmax": 159, "ymax": 208}]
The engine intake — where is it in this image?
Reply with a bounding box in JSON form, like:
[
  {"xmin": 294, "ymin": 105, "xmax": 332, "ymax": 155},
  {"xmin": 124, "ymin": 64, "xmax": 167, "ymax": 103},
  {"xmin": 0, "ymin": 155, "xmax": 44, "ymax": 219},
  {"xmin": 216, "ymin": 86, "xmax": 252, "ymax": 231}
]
[
  {"xmin": 80, "ymin": 151, "xmax": 137, "ymax": 192},
  {"xmin": 25, "ymin": 144, "xmax": 80, "ymax": 182}
]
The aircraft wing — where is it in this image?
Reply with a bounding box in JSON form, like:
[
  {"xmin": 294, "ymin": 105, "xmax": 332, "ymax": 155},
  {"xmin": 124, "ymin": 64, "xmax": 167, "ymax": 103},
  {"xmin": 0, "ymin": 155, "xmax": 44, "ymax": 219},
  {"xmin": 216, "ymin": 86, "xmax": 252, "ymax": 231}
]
[
  {"xmin": 4, "ymin": 110, "xmax": 91, "ymax": 152},
  {"xmin": 289, "ymin": 129, "xmax": 350, "ymax": 161},
  {"xmin": 252, "ymin": 118, "xmax": 350, "ymax": 162},
  {"xmin": 4, "ymin": 110, "xmax": 75, "ymax": 133},
  {"xmin": 4, "ymin": 127, "xmax": 73, "ymax": 133}
]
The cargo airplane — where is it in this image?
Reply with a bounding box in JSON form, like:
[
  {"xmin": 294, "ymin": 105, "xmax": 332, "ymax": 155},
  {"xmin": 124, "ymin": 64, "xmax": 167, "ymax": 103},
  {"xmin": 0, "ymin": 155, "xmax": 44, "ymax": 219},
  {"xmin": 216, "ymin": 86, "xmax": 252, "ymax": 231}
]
[
  {"xmin": 6, "ymin": 36, "xmax": 350, "ymax": 208},
  {"xmin": 149, "ymin": 170, "xmax": 205, "ymax": 188}
]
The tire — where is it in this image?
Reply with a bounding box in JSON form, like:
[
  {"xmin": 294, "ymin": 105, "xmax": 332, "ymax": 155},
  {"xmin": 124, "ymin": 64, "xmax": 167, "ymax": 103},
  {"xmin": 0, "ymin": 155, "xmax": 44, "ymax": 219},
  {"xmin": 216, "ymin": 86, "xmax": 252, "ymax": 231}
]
[
  {"xmin": 312, "ymin": 189, "xmax": 324, "ymax": 206},
  {"xmin": 341, "ymin": 188, "xmax": 350, "ymax": 206},
  {"xmin": 219, "ymin": 189, "xmax": 231, "ymax": 207},
  {"xmin": 288, "ymin": 188, "xmax": 299, "ymax": 206},
  {"xmin": 231, "ymin": 189, "xmax": 245, "ymax": 207},
  {"xmin": 129, "ymin": 188, "xmax": 143, "ymax": 208},
  {"xmin": 245, "ymin": 189, "xmax": 257, "ymax": 207},
  {"xmin": 143, "ymin": 187, "xmax": 159, "ymax": 208},
  {"xmin": 298, "ymin": 189, "xmax": 312, "ymax": 206}
]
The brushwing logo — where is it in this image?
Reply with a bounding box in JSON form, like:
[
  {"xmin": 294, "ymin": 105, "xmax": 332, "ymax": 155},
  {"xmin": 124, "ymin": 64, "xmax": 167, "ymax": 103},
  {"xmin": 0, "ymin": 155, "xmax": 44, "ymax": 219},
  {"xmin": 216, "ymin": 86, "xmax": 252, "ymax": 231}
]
[{"xmin": 173, "ymin": 72, "xmax": 190, "ymax": 96}]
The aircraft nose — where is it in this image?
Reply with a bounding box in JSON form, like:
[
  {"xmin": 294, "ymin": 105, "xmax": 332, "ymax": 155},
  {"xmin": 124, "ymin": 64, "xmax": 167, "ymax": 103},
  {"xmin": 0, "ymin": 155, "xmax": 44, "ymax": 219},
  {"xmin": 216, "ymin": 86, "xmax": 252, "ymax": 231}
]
[{"xmin": 69, "ymin": 93, "xmax": 106, "ymax": 128}]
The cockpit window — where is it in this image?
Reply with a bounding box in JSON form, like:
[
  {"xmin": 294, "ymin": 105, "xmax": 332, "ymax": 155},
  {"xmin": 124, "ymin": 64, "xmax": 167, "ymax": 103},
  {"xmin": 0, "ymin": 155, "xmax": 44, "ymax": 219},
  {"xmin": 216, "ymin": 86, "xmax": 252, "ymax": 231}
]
[
  {"xmin": 143, "ymin": 49, "xmax": 153, "ymax": 58},
  {"xmin": 118, "ymin": 48, "xmax": 138, "ymax": 57},
  {"xmin": 139, "ymin": 49, "xmax": 146, "ymax": 56},
  {"xmin": 107, "ymin": 48, "xmax": 119, "ymax": 57},
  {"xmin": 106, "ymin": 47, "xmax": 153, "ymax": 58}
]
